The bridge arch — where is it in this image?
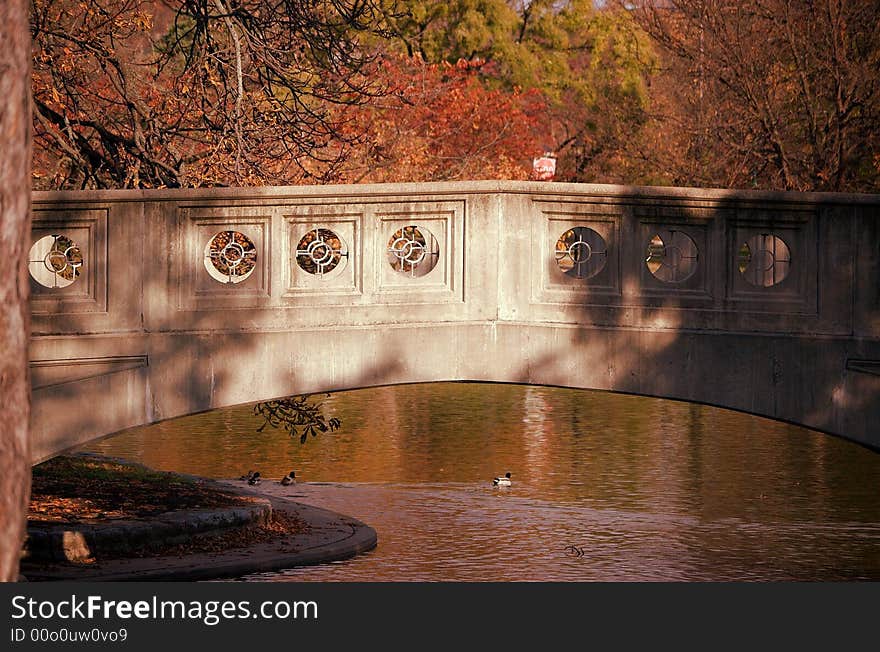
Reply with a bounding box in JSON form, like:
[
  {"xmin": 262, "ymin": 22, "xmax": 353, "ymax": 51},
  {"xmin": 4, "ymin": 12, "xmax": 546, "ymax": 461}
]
[{"xmin": 29, "ymin": 181, "xmax": 880, "ymax": 461}]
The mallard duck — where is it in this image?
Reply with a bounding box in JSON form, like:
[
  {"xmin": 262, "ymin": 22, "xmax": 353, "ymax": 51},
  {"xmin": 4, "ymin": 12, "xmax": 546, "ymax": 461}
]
[
  {"xmin": 280, "ymin": 470, "xmax": 296, "ymax": 486},
  {"xmin": 247, "ymin": 471, "xmax": 262, "ymax": 486},
  {"xmin": 239, "ymin": 470, "xmax": 255, "ymax": 482},
  {"xmin": 493, "ymin": 472, "xmax": 512, "ymax": 487}
]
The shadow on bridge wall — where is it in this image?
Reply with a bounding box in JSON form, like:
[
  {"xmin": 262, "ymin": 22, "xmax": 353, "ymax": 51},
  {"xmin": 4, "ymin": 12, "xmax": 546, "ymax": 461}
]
[{"xmin": 498, "ymin": 189, "xmax": 879, "ymax": 452}]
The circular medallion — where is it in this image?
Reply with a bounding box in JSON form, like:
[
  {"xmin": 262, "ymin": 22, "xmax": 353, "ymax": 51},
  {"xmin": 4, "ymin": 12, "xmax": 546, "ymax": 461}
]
[
  {"xmin": 645, "ymin": 230, "xmax": 699, "ymax": 283},
  {"xmin": 387, "ymin": 226, "xmax": 439, "ymax": 277},
  {"xmin": 555, "ymin": 227, "xmax": 607, "ymax": 279},
  {"xmin": 28, "ymin": 234, "xmax": 83, "ymax": 288},
  {"xmin": 204, "ymin": 231, "xmax": 257, "ymax": 284},
  {"xmin": 738, "ymin": 234, "xmax": 791, "ymax": 287},
  {"xmin": 296, "ymin": 228, "xmax": 348, "ymax": 276}
]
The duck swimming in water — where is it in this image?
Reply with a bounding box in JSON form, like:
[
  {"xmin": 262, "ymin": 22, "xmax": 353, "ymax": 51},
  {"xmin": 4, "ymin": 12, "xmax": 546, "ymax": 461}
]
[
  {"xmin": 280, "ymin": 470, "xmax": 296, "ymax": 486},
  {"xmin": 493, "ymin": 472, "xmax": 512, "ymax": 487},
  {"xmin": 247, "ymin": 471, "xmax": 262, "ymax": 486},
  {"xmin": 239, "ymin": 470, "xmax": 255, "ymax": 482}
]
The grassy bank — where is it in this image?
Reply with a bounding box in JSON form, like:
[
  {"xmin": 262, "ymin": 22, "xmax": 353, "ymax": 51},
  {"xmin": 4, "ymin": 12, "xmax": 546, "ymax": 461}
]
[
  {"xmin": 24, "ymin": 454, "xmax": 306, "ymax": 565},
  {"xmin": 29, "ymin": 454, "xmax": 247, "ymax": 523}
]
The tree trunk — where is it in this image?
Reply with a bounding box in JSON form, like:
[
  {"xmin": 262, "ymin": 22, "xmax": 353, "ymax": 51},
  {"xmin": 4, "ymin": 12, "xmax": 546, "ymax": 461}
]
[{"xmin": 0, "ymin": 0, "xmax": 32, "ymax": 582}]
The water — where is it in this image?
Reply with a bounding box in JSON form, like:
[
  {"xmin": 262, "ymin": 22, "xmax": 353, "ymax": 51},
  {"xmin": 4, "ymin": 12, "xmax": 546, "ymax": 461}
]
[{"xmin": 82, "ymin": 383, "xmax": 880, "ymax": 581}]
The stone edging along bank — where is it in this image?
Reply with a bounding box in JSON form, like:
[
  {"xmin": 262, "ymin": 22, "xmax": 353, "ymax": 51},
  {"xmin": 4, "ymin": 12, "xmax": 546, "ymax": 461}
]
[
  {"xmin": 21, "ymin": 477, "xmax": 378, "ymax": 581},
  {"xmin": 24, "ymin": 495, "xmax": 274, "ymax": 564}
]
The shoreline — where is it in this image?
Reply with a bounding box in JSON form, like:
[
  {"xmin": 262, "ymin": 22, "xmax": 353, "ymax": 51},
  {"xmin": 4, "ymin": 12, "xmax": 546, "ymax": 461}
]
[{"xmin": 21, "ymin": 462, "xmax": 377, "ymax": 582}]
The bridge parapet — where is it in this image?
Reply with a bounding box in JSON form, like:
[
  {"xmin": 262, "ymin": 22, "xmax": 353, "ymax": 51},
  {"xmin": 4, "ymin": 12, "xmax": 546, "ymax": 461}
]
[{"xmin": 28, "ymin": 181, "xmax": 880, "ymax": 460}]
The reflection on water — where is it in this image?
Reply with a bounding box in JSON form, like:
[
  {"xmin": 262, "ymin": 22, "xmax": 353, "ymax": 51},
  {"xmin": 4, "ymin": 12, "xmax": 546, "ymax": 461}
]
[{"xmin": 82, "ymin": 383, "xmax": 880, "ymax": 581}]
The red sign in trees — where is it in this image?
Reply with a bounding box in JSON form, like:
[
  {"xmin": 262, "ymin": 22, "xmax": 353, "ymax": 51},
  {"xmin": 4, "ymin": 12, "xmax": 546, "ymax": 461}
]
[{"xmin": 532, "ymin": 156, "xmax": 557, "ymax": 181}]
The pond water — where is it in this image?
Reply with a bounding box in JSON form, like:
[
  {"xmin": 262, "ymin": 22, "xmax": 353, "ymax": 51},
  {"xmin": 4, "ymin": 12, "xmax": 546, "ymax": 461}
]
[{"xmin": 81, "ymin": 382, "xmax": 880, "ymax": 581}]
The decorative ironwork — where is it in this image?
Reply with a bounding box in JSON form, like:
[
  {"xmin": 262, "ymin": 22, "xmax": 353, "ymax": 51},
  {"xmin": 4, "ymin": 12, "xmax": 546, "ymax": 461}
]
[
  {"xmin": 738, "ymin": 234, "xmax": 791, "ymax": 287},
  {"xmin": 204, "ymin": 230, "xmax": 257, "ymax": 284},
  {"xmin": 555, "ymin": 227, "xmax": 607, "ymax": 279},
  {"xmin": 28, "ymin": 234, "xmax": 83, "ymax": 288},
  {"xmin": 387, "ymin": 225, "xmax": 439, "ymax": 277},
  {"xmin": 645, "ymin": 230, "xmax": 699, "ymax": 283},
  {"xmin": 295, "ymin": 228, "xmax": 347, "ymax": 276}
]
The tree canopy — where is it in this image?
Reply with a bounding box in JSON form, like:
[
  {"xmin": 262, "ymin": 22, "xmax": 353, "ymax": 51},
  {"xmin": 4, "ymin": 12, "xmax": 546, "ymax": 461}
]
[
  {"xmin": 628, "ymin": 0, "xmax": 880, "ymax": 191},
  {"xmin": 377, "ymin": 0, "xmax": 656, "ymax": 181},
  {"xmin": 32, "ymin": 0, "xmax": 388, "ymax": 188},
  {"xmin": 30, "ymin": 0, "xmax": 880, "ymax": 192}
]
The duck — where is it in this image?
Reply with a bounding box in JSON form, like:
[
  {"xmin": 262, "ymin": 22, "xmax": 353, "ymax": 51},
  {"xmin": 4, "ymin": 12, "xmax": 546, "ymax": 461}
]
[
  {"xmin": 247, "ymin": 471, "xmax": 262, "ymax": 486},
  {"xmin": 493, "ymin": 472, "xmax": 512, "ymax": 487},
  {"xmin": 280, "ymin": 470, "xmax": 296, "ymax": 486},
  {"xmin": 238, "ymin": 470, "xmax": 255, "ymax": 482}
]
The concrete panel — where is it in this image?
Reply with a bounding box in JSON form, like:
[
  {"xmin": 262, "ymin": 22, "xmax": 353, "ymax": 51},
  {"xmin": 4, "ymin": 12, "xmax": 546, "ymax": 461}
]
[{"xmin": 30, "ymin": 366, "xmax": 149, "ymax": 462}]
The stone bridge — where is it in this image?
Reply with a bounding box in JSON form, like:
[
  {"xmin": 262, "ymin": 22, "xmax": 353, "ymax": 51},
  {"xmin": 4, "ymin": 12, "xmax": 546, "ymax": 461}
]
[{"xmin": 28, "ymin": 181, "xmax": 880, "ymax": 461}]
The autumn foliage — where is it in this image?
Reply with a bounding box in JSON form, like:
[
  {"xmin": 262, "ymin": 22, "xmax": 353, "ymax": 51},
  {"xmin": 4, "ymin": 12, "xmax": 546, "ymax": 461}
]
[
  {"xmin": 332, "ymin": 56, "xmax": 551, "ymax": 183},
  {"xmin": 32, "ymin": 0, "xmax": 385, "ymax": 189},
  {"xmin": 628, "ymin": 0, "xmax": 880, "ymax": 192},
  {"xmin": 29, "ymin": 0, "xmax": 880, "ymax": 192}
]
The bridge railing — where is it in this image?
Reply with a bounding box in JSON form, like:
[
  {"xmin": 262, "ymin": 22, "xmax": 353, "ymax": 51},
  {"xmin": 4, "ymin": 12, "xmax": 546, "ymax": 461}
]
[{"xmin": 29, "ymin": 181, "xmax": 878, "ymax": 338}]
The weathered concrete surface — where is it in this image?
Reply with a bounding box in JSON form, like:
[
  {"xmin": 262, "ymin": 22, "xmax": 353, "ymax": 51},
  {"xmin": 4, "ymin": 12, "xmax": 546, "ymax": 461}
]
[{"xmin": 28, "ymin": 181, "xmax": 880, "ymax": 458}]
